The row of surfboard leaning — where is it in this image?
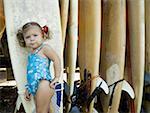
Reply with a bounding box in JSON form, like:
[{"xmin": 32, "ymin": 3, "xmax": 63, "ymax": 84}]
[
  {"xmin": 61, "ymin": 0, "xmax": 149, "ymax": 113},
  {"xmin": 0, "ymin": 0, "xmax": 150, "ymax": 113}
]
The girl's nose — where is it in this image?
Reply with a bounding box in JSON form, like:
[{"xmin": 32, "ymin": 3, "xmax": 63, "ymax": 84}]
[{"xmin": 30, "ymin": 36, "xmax": 35, "ymax": 41}]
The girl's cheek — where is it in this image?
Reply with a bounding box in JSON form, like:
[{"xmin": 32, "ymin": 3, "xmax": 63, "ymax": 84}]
[{"xmin": 24, "ymin": 40, "xmax": 29, "ymax": 46}]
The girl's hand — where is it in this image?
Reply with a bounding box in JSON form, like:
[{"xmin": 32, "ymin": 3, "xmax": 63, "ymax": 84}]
[
  {"xmin": 49, "ymin": 77, "xmax": 59, "ymax": 89},
  {"xmin": 24, "ymin": 89, "xmax": 31, "ymax": 101}
]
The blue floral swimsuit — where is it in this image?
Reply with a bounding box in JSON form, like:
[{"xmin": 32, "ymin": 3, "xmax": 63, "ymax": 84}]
[{"xmin": 25, "ymin": 44, "xmax": 52, "ymax": 96}]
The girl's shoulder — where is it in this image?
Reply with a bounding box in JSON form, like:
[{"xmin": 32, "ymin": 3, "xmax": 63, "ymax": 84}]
[
  {"xmin": 41, "ymin": 43, "xmax": 54, "ymax": 54},
  {"xmin": 42, "ymin": 42, "xmax": 53, "ymax": 49},
  {"xmin": 42, "ymin": 43, "xmax": 58, "ymax": 59}
]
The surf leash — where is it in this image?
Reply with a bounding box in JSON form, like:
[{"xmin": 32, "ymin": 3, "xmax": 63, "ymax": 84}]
[{"xmin": 79, "ymin": 69, "xmax": 99, "ymax": 90}]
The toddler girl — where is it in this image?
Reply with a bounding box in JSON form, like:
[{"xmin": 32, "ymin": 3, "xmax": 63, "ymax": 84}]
[{"xmin": 17, "ymin": 22, "xmax": 61, "ymax": 113}]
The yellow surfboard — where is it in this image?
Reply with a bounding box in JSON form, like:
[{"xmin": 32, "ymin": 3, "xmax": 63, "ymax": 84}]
[
  {"xmin": 79, "ymin": 0, "xmax": 101, "ymax": 112},
  {"xmin": 127, "ymin": 1, "xmax": 145, "ymax": 113},
  {"xmin": 100, "ymin": 0, "xmax": 126, "ymax": 112},
  {"xmin": 0, "ymin": 0, "xmax": 5, "ymax": 39},
  {"xmin": 144, "ymin": 0, "xmax": 150, "ymax": 112}
]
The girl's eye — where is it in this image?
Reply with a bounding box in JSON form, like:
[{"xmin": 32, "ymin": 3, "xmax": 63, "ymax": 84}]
[
  {"xmin": 25, "ymin": 36, "xmax": 30, "ymax": 39},
  {"xmin": 34, "ymin": 34, "xmax": 38, "ymax": 37}
]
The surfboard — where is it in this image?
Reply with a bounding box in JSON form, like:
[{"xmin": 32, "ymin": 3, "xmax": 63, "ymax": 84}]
[
  {"xmin": 3, "ymin": 0, "xmax": 63, "ymax": 113},
  {"xmin": 144, "ymin": 0, "xmax": 150, "ymax": 112},
  {"xmin": 0, "ymin": 0, "xmax": 5, "ymax": 39},
  {"xmin": 126, "ymin": 1, "xmax": 145, "ymax": 113},
  {"xmin": 78, "ymin": 0, "xmax": 101, "ymax": 112},
  {"xmin": 59, "ymin": 0, "xmax": 69, "ymax": 50},
  {"xmin": 65, "ymin": 0, "xmax": 78, "ymax": 112},
  {"xmin": 124, "ymin": 20, "xmax": 135, "ymax": 113},
  {"xmin": 100, "ymin": 0, "xmax": 126, "ymax": 112}
]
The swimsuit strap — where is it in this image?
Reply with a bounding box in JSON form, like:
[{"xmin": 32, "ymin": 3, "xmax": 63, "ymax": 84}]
[{"xmin": 34, "ymin": 43, "xmax": 44, "ymax": 54}]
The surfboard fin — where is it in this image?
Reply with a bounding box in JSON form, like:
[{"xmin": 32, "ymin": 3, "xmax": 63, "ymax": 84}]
[
  {"xmin": 87, "ymin": 77, "xmax": 109, "ymax": 110},
  {"xmin": 107, "ymin": 79, "xmax": 135, "ymax": 113},
  {"xmin": 96, "ymin": 77, "xmax": 109, "ymax": 94},
  {"xmin": 122, "ymin": 80, "xmax": 135, "ymax": 99}
]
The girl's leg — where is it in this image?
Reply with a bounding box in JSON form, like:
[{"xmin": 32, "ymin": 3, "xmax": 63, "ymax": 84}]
[
  {"xmin": 49, "ymin": 101, "xmax": 54, "ymax": 113},
  {"xmin": 35, "ymin": 80, "xmax": 54, "ymax": 113}
]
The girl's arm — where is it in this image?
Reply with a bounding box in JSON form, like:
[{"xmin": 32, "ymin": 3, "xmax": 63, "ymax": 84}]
[{"xmin": 43, "ymin": 45, "xmax": 61, "ymax": 88}]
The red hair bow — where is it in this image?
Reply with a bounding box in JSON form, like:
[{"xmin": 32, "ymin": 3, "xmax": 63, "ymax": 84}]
[{"xmin": 42, "ymin": 26, "xmax": 48, "ymax": 34}]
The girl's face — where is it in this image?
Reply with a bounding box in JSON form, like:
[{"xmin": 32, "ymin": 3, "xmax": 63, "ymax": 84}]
[{"xmin": 23, "ymin": 26, "xmax": 44, "ymax": 51}]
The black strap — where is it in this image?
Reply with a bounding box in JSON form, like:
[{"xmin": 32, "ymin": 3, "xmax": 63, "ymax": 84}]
[
  {"xmin": 87, "ymin": 81, "xmax": 103, "ymax": 109},
  {"xmin": 108, "ymin": 79, "xmax": 124, "ymax": 106}
]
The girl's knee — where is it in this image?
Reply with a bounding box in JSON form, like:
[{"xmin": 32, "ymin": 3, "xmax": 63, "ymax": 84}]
[{"xmin": 36, "ymin": 106, "xmax": 47, "ymax": 113}]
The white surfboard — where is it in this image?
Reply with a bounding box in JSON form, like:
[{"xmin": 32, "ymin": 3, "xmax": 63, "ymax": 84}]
[
  {"xmin": 100, "ymin": 0, "xmax": 126, "ymax": 112},
  {"xmin": 4, "ymin": 0, "xmax": 63, "ymax": 113}
]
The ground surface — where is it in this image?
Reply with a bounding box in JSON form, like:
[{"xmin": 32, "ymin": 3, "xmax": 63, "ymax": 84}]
[{"xmin": 0, "ymin": 86, "xmax": 25, "ymax": 113}]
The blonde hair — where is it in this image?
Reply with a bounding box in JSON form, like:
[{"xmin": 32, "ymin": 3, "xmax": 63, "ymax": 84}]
[{"xmin": 17, "ymin": 22, "xmax": 53, "ymax": 47}]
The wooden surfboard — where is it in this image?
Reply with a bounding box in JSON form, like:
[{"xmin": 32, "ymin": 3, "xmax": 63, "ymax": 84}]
[
  {"xmin": 144, "ymin": 0, "xmax": 150, "ymax": 112},
  {"xmin": 0, "ymin": 0, "xmax": 5, "ymax": 39},
  {"xmin": 4, "ymin": 0, "xmax": 63, "ymax": 113},
  {"xmin": 100, "ymin": 0, "xmax": 126, "ymax": 112},
  {"xmin": 126, "ymin": 1, "xmax": 145, "ymax": 113},
  {"xmin": 78, "ymin": 0, "xmax": 101, "ymax": 112},
  {"xmin": 59, "ymin": 0, "xmax": 69, "ymax": 49},
  {"xmin": 65, "ymin": 0, "xmax": 78, "ymax": 112}
]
